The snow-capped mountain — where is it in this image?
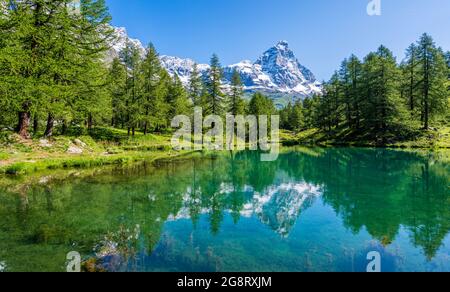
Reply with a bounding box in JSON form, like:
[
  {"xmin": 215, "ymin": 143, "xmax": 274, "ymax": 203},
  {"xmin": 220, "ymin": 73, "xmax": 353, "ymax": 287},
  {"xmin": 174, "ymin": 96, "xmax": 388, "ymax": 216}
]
[
  {"xmin": 158, "ymin": 41, "xmax": 322, "ymax": 98},
  {"xmin": 111, "ymin": 27, "xmax": 146, "ymax": 57},
  {"xmin": 159, "ymin": 55, "xmax": 210, "ymax": 86},
  {"xmin": 109, "ymin": 27, "xmax": 322, "ymax": 101},
  {"xmin": 106, "ymin": 26, "xmax": 146, "ymax": 63}
]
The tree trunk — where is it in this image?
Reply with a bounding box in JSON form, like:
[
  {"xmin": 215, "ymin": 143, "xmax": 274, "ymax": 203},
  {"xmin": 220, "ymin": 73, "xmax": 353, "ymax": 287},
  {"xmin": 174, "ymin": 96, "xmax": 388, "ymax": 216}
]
[
  {"xmin": 17, "ymin": 103, "xmax": 31, "ymax": 139},
  {"xmin": 87, "ymin": 113, "xmax": 93, "ymax": 130},
  {"xmin": 44, "ymin": 113, "xmax": 55, "ymax": 138},
  {"xmin": 61, "ymin": 120, "xmax": 67, "ymax": 135},
  {"xmin": 132, "ymin": 127, "xmax": 135, "ymax": 137},
  {"xmin": 143, "ymin": 122, "xmax": 148, "ymax": 135},
  {"xmin": 424, "ymin": 97, "xmax": 429, "ymax": 129},
  {"xmin": 33, "ymin": 115, "xmax": 39, "ymax": 134}
]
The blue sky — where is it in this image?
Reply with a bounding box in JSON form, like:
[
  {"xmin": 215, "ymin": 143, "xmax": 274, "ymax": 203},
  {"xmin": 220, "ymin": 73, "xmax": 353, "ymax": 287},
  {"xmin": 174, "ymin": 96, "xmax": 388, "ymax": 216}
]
[{"xmin": 106, "ymin": 0, "xmax": 450, "ymax": 81}]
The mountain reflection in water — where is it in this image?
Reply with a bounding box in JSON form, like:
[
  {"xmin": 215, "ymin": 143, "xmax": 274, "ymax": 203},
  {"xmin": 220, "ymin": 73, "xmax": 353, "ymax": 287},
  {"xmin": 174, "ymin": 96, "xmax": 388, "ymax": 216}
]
[{"xmin": 0, "ymin": 148, "xmax": 448, "ymax": 272}]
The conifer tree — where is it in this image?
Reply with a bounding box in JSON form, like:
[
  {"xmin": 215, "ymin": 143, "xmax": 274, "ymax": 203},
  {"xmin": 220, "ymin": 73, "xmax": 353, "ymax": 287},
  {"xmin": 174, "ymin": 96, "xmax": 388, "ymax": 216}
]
[
  {"xmin": 108, "ymin": 58, "xmax": 127, "ymax": 128},
  {"xmin": 205, "ymin": 54, "xmax": 224, "ymax": 116},
  {"xmin": 248, "ymin": 92, "xmax": 275, "ymax": 116},
  {"xmin": 346, "ymin": 55, "xmax": 363, "ymax": 129},
  {"xmin": 166, "ymin": 74, "xmax": 190, "ymax": 121},
  {"xmin": 0, "ymin": 0, "xmax": 11, "ymax": 127},
  {"xmin": 140, "ymin": 43, "xmax": 162, "ymax": 134},
  {"xmin": 402, "ymin": 44, "xmax": 421, "ymax": 116},
  {"xmin": 154, "ymin": 69, "xmax": 171, "ymax": 130},
  {"xmin": 416, "ymin": 34, "xmax": 448, "ymax": 129},
  {"xmin": 361, "ymin": 46, "xmax": 404, "ymax": 139},
  {"xmin": 120, "ymin": 41, "xmax": 142, "ymax": 136},
  {"xmin": 280, "ymin": 102, "xmax": 293, "ymax": 130},
  {"xmin": 229, "ymin": 69, "xmax": 245, "ymax": 116},
  {"xmin": 188, "ymin": 63, "xmax": 203, "ymax": 107},
  {"xmin": 289, "ymin": 101, "xmax": 304, "ymax": 131},
  {"xmin": 328, "ymin": 72, "xmax": 342, "ymax": 129},
  {"xmin": 3, "ymin": 0, "xmax": 60, "ymax": 138},
  {"xmin": 73, "ymin": 0, "xmax": 114, "ymax": 131}
]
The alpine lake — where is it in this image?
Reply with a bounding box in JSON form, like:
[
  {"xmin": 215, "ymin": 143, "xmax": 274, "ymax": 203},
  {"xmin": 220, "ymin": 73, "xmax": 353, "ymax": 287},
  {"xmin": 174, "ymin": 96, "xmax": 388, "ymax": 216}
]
[{"xmin": 0, "ymin": 147, "xmax": 449, "ymax": 272}]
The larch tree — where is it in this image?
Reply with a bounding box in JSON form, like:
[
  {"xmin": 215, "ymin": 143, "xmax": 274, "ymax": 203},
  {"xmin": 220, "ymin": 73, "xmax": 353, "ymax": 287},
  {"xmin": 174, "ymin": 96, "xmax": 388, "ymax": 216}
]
[
  {"xmin": 416, "ymin": 34, "xmax": 448, "ymax": 129},
  {"xmin": 229, "ymin": 69, "xmax": 245, "ymax": 116},
  {"xmin": 108, "ymin": 58, "xmax": 127, "ymax": 128},
  {"xmin": 2, "ymin": 0, "xmax": 60, "ymax": 139},
  {"xmin": 140, "ymin": 43, "xmax": 162, "ymax": 135},
  {"xmin": 362, "ymin": 46, "xmax": 404, "ymax": 139},
  {"xmin": 119, "ymin": 41, "xmax": 142, "ymax": 136},
  {"xmin": 205, "ymin": 54, "xmax": 224, "ymax": 116},
  {"xmin": 166, "ymin": 73, "xmax": 190, "ymax": 121},
  {"xmin": 288, "ymin": 101, "xmax": 304, "ymax": 132},
  {"xmin": 402, "ymin": 43, "xmax": 421, "ymax": 117},
  {"xmin": 188, "ymin": 63, "xmax": 203, "ymax": 107}
]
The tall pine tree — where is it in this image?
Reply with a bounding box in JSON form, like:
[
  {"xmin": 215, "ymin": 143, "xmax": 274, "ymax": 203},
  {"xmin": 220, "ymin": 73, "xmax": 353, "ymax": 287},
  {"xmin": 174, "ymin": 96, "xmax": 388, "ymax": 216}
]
[
  {"xmin": 229, "ymin": 69, "xmax": 245, "ymax": 116},
  {"xmin": 205, "ymin": 54, "xmax": 224, "ymax": 116},
  {"xmin": 140, "ymin": 43, "xmax": 163, "ymax": 134},
  {"xmin": 402, "ymin": 43, "xmax": 421, "ymax": 117},
  {"xmin": 417, "ymin": 34, "xmax": 448, "ymax": 129},
  {"xmin": 361, "ymin": 46, "xmax": 404, "ymax": 140},
  {"xmin": 188, "ymin": 63, "xmax": 203, "ymax": 107}
]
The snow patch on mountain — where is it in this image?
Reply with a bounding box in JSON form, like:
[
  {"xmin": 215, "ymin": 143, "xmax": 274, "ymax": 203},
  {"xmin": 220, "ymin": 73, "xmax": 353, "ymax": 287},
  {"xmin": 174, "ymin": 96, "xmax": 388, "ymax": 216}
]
[
  {"xmin": 109, "ymin": 26, "xmax": 322, "ymax": 99},
  {"xmin": 106, "ymin": 26, "xmax": 146, "ymax": 63},
  {"xmin": 159, "ymin": 41, "xmax": 322, "ymax": 98},
  {"xmin": 159, "ymin": 55, "xmax": 209, "ymax": 85}
]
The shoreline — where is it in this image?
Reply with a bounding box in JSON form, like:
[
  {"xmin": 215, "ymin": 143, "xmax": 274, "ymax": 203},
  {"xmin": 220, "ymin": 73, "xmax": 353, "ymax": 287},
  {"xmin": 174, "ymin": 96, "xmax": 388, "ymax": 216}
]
[
  {"xmin": 0, "ymin": 149, "xmax": 194, "ymax": 176},
  {"xmin": 1, "ymin": 143, "xmax": 448, "ymax": 177},
  {"xmin": 1, "ymin": 126, "xmax": 448, "ymax": 177}
]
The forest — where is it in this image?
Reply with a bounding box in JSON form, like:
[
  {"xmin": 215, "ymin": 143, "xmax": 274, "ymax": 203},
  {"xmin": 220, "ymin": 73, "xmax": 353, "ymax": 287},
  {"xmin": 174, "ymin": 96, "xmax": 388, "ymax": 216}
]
[{"xmin": 1, "ymin": 0, "xmax": 449, "ymax": 146}]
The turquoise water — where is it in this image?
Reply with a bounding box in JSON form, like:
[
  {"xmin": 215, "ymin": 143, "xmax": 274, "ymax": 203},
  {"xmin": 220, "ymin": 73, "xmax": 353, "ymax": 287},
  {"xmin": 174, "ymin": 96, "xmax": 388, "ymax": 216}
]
[{"xmin": 0, "ymin": 148, "xmax": 449, "ymax": 272}]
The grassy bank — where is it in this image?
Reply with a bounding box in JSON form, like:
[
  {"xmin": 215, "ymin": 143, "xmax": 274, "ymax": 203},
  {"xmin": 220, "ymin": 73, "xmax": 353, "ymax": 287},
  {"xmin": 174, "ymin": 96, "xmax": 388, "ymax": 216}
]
[
  {"xmin": 280, "ymin": 126, "xmax": 450, "ymax": 149},
  {"xmin": 0, "ymin": 127, "xmax": 187, "ymax": 176},
  {"xmin": 2, "ymin": 124, "xmax": 449, "ymax": 176}
]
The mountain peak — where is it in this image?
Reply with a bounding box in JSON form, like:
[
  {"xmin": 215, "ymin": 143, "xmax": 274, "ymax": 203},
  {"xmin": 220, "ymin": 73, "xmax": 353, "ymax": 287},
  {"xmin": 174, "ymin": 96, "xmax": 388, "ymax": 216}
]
[
  {"xmin": 109, "ymin": 26, "xmax": 321, "ymax": 105},
  {"xmin": 275, "ymin": 40, "xmax": 290, "ymax": 50},
  {"xmin": 254, "ymin": 40, "xmax": 318, "ymax": 90}
]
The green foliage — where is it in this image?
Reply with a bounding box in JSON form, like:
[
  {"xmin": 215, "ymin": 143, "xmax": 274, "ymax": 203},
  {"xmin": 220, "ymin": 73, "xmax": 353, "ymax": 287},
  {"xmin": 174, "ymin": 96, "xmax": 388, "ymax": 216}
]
[
  {"xmin": 280, "ymin": 101, "xmax": 304, "ymax": 131},
  {"xmin": 166, "ymin": 74, "xmax": 190, "ymax": 118},
  {"xmin": 248, "ymin": 92, "xmax": 276, "ymax": 116},
  {"xmin": 0, "ymin": 0, "xmax": 114, "ymax": 138},
  {"xmin": 229, "ymin": 69, "xmax": 245, "ymax": 116},
  {"xmin": 204, "ymin": 54, "xmax": 225, "ymax": 116},
  {"xmin": 290, "ymin": 35, "xmax": 449, "ymax": 145},
  {"xmin": 0, "ymin": 1, "xmax": 447, "ymax": 148},
  {"xmin": 139, "ymin": 43, "xmax": 167, "ymax": 134},
  {"xmin": 415, "ymin": 34, "xmax": 448, "ymax": 129},
  {"xmin": 188, "ymin": 63, "xmax": 203, "ymax": 107}
]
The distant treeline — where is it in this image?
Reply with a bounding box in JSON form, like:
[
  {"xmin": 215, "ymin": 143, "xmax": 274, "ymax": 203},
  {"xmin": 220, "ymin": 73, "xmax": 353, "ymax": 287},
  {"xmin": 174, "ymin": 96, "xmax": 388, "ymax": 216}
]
[
  {"xmin": 280, "ymin": 35, "xmax": 450, "ymax": 143},
  {"xmin": 0, "ymin": 1, "xmax": 449, "ymax": 143}
]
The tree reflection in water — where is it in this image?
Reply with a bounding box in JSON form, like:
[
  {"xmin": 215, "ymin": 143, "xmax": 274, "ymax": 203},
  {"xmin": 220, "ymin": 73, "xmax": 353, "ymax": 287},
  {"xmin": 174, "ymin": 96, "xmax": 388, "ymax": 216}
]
[{"xmin": 0, "ymin": 148, "xmax": 448, "ymax": 271}]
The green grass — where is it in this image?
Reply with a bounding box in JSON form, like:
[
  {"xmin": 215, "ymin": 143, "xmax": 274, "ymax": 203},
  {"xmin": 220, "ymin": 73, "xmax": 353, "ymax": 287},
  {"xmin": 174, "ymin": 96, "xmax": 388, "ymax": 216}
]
[
  {"xmin": 1, "ymin": 124, "xmax": 449, "ymax": 176},
  {"xmin": 0, "ymin": 127, "xmax": 181, "ymax": 176},
  {"xmin": 282, "ymin": 125, "xmax": 450, "ymax": 149},
  {"xmin": 0, "ymin": 151, "xmax": 186, "ymax": 175}
]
